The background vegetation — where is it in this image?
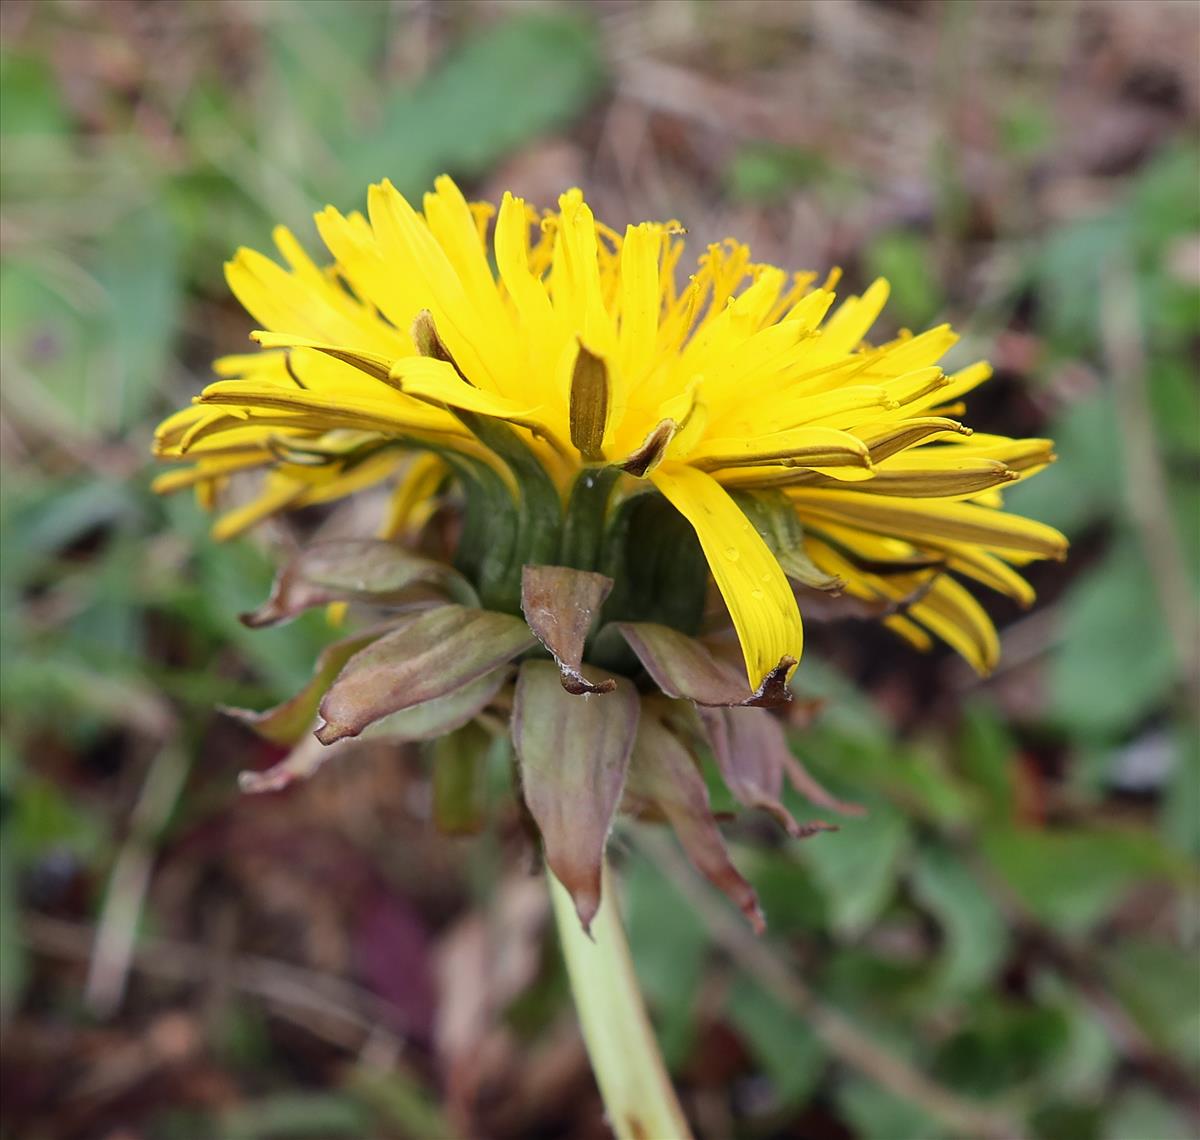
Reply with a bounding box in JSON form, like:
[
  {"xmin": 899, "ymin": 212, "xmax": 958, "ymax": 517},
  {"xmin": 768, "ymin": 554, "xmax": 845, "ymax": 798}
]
[{"xmin": 1, "ymin": 2, "xmax": 1197, "ymax": 1138}]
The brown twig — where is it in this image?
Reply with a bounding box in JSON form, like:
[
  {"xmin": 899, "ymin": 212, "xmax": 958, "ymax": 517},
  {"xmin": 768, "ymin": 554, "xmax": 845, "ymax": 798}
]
[
  {"xmin": 85, "ymin": 741, "xmax": 188, "ymax": 1018},
  {"xmin": 633, "ymin": 830, "xmax": 1027, "ymax": 1140},
  {"xmin": 25, "ymin": 912, "xmax": 406, "ymax": 1054}
]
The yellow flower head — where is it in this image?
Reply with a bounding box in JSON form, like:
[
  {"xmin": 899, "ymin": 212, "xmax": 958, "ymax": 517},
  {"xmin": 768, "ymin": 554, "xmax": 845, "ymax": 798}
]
[{"xmin": 154, "ymin": 175, "xmax": 1066, "ymax": 690}]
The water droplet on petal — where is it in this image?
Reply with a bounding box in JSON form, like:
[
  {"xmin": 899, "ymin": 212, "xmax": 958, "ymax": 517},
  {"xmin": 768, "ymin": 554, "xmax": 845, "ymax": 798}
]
[{"xmin": 724, "ymin": 546, "xmax": 740, "ymax": 562}]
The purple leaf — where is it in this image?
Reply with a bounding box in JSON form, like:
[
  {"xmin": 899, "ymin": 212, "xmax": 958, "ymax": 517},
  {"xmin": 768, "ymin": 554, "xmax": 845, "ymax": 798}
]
[
  {"xmin": 362, "ymin": 665, "xmax": 513, "ymax": 743},
  {"xmin": 316, "ymin": 606, "xmax": 535, "ymax": 743},
  {"xmin": 223, "ymin": 624, "xmax": 395, "ymax": 745},
  {"xmin": 521, "ymin": 565, "xmax": 616, "ymax": 694},
  {"xmin": 615, "ymin": 621, "xmax": 794, "ymax": 707},
  {"xmin": 238, "ymin": 735, "xmax": 350, "ymax": 794},
  {"xmin": 511, "ymin": 660, "xmax": 639, "ymax": 932},
  {"xmin": 241, "ymin": 540, "xmax": 474, "ymax": 628},
  {"xmin": 700, "ymin": 705, "xmax": 849, "ymax": 835},
  {"xmin": 625, "ymin": 700, "xmax": 765, "ymax": 933}
]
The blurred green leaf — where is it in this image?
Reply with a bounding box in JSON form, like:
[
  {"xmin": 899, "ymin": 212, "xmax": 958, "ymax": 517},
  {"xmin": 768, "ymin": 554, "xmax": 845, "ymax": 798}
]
[
  {"xmin": 624, "ymin": 856, "xmax": 707, "ymax": 1068},
  {"xmin": 94, "ymin": 204, "xmax": 181, "ymax": 431},
  {"xmin": 1030, "ymin": 974, "xmax": 1115, "ymax": 1100},
  {"xmin": 219, "ymin": 1092, "xmax": 370, "ymax": 1139},
  {"xmin": 164, "ymin": 496, "xmax": 338, "ymax": 698},
  {"xmin": 68, "ymin": 534, "xmax": 147, "ymax": 660},
  {"xmin": 263, "ymin": 0, "xmax": 388, "ymax": 144},
  {"xmin": 1004, "ymin": 392, "xmax": 1121, "ymax": 538},
  {"xmin": 1102, "ymin": 938, "xmax": 1200, "ymax": 1067},
  {"xmin": 1103, "ymin": 1089, "xmax": 1194, "ymax": 1140},
  {"xmin": 0, "ymin": 260, "xmax": 97, "ymax": 436},
  {"xmin": 1037, "ymin": 213, "xmax": 1130, "ymax": 356},
  {"xmin": 1050, "ymin": 535, "xmax": 1177, "ymax": 739},
  {"xmin": 981, "ymin": 825, "xmax": 1180, "ymax": 935},
  {"xmin": 802, "ymin": 718, "xmax": 971, "ymax": 828},
  {"xmin": 1, "ymin": 201, "xmax": 178, "ymax": 438},
  {"xmin": 1129, "ymin": 143, "xmax": 1200, "ymax": 258},
  {"xmin": 1161, "ymin": 724, "xmax": 1199, "ymax": 857},
  {"xmin": 1150, "ymin": 360, "xmax": 1200, "ymax": 459},
  {"xmin": 955, "ymin": 702, "xmax": 1017, "ymax": 821},
  {"xmin": 911, "ymin": 845, "xmax": 1008, "ymax": 996},
  {"xmin": 999, "ymin": 97, "xmax": 1054, "ymax": 160},
  {"xmin": 934, "ymin": 996, "xmax": 1070, "ymax": 1095},
  {"xmin": 728, "ymin": 974, "xmax": 825, "ymax": 1107},
  {"xmin": 800, "ymin": 803, "xmax": 910, "ymax": 938},
  {"xmin": 0, "ymin": 51, "xmax": 66, "ymax": 130},
  {"xmin": 726, "ymin": 142, "xmax": 830, "ymax": 203},
  {"xmin": 821, "ymin": 948, "xmax": 929, "ymax": 1027},
  {"xmin": 0, "ymin": 474, "xmax": 139, "ymax": 598},
  {"xmin": 0, "ymin": 804, "xmax": 26, "ymax": 1023},
  {"xmin": 1033, "ymin": 143, "xmax": 1199, "ymax": 361},
  {"xmin": 2, "ymin": 655, "xmax": 164, "ymax": 744},
  {"xmin": 836, "ymin": 1076, "xmax": 946, "ymax": 1140},
  {"xmin": 739, "ymin": 848, "xmax": 828, "ymax": 935},
  {"xmin": 8, "ymin": 770, "xmax": 107, "ymax": 861},
  {"xmin": 1171, "ymin": 480, "xmax": 1200, "ymax": 586},
  {"xmin": 865, "ymin": 231, "xmax": 943, "ymax": 329},
  {"xmin": 337, "ymin": 12, "xmax": 606, "ymax": 201},
  {"xmin": 1030, "ymin": 1102, "xmax": 1102, "ymax": 1140}
]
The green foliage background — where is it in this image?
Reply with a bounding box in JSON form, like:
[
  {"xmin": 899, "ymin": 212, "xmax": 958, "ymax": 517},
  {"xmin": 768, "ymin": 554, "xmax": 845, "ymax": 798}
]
[{"xmin": 1, "ymin": 2, "xmax": 1197, "ymax": 1138}]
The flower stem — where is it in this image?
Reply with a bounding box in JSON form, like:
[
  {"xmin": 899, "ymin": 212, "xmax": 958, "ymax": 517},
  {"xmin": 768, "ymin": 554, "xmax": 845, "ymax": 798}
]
[{"xmin": 549, "ymin": 860, "xmax": 693, "ymax": 1140}]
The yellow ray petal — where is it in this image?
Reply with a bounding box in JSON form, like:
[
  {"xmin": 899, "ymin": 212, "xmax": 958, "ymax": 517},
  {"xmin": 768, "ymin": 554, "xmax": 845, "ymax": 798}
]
[
  {"xmin": 225, "ymin": 246, "xmax": 400, "ymax": 356},
  {"xmin": 367, "ymin": 179, "xmax": 508, "ymax": 394},
  {"xmin": 859, "ymin": 417, "xmax": 971, "ymax": 461},
  {"xmin": 197, "ymin": 378, "xmax": 460, "ymax": 435},
  {"xmin": 251, "ymin": 331, "xmax": 396, "ymax": 383},
  {"xmin": 617, "ymin": 222, "xmax": 662, "ymax": 383},
  {"xmin": 650, "ymin": 463, "xmax": 803, "ymax": 689},
  {"xmin": 907, "ymin": 576, "xmax": 1000, "ymax": 674},
  {"xmin": 863, "ymin": 324, "xmax": 958, "ymax": 377},
  {"xmin": 815, "ymin": 277, "xmax": 890, "ymax": 355},
  {"xmin": 211, "ymin": 478, "xmax": 308, "ymax": 542},
  {"xmin": 388, "ymin": 355, "xmax": 549, "ymax": 428},
  {"xmin": 788, "ymin": 489, "xmax": 1068, "ymax": 560},
  {"xmin": 314, "ymin": 205, "xmax": 423, "ymax": 347},
  {"xmin": 494, "ymin": 192, "xmax": 556, "ymax": 332},
  {"xmin": 807, "ymin": 518, "xmax": 1035, "ymax": 607},
  {"xmin": 883, "ymin": 614, "xmax": 935, "ymax": 652},
  {"xmin": 151, "ymin": 452, "xmax": 274, "ymax": 493},
  {"xmin": 941, "ymin": 545, "xmax": 1036, "ymax": 606},
  {"xmin": 804, "ymin": 458, "xmax": 1018, "ymax": 499},
  {"xmin": 380, "ymin": 453, "xmax": 448, "ymax": 540},
  {"xmin": 690, "ymin": 426, "xmax": 871, "ymax": 470}
]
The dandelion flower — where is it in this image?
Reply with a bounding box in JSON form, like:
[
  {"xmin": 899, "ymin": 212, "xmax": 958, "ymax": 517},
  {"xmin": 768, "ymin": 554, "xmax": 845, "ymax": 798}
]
[{"xmin": 155, "ymin": 176, "xmax": 1066, "ymax": 927}]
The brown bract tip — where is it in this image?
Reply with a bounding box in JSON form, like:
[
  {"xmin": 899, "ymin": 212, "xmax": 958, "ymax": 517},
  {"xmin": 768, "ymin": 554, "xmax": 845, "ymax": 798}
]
[
  {"xmin": 560, "ymin": 671, "xmax": 618, "ymax": 695},
  {"xmin": 795, "ymin": 819, "xmax": 838, "ymax": 839},
  {"xmin": 313, "ymin": 719, "xmax": 348, "ymax": 745},
  {"xmin": 746, "ymin": 655, "xmax": 797, "ymax": 708}
]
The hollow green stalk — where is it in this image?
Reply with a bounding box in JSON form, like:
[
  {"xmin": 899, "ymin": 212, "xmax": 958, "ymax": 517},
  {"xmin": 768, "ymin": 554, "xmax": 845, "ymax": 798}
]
[{"xmin": 549, "ymin": 859, "xmax": 693, "ymax": 1140}]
